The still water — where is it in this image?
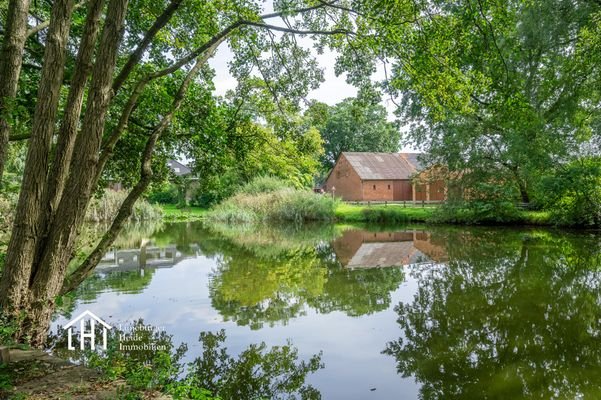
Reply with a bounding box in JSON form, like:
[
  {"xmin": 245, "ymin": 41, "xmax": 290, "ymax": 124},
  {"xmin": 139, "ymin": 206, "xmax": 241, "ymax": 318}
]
[{"xmin": 52, "ymin": 222, "xmax": 601, "ymax": 399}]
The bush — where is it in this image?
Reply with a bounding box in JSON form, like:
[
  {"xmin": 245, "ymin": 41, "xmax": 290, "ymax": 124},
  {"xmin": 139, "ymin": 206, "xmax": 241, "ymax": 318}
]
[
  {"xmin": 208, "ymin": 177, "xmax": 338, "ymax": 223},
  {"xmin": 536, "ymin": 157, "xmax": 601, "ymax": 227},
  {"xmin": 86, "ymin": 190, "xmax": 163, "ymax": 222},
  {"xmin": 238, "ymin": 175, "xmax": 290, "ymax": 195},
  {"xmin": 430, "ymin": 199, "xmax": 521, "ymax": 224},
  {"xmin": 145, "ymin": 183, "xmax": 180, "ymax": 204}
]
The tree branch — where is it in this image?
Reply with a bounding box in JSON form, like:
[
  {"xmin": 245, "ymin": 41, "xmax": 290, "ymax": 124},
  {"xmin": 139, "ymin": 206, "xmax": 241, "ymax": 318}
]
[
  {"xmin": 62, "ymin": 56, "xmax": 206, "ymax": 295},
  {"xmin": 26, "ymin": 0, "xmax": 87, "ymax": 37},
  {"xmin": 112, "ymin": 0, "xmax": 183, "ymax": 93}
]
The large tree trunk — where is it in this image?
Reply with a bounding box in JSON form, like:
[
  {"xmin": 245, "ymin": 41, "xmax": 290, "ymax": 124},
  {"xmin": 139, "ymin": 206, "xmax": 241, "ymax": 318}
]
[
  {"xmin": 0, "ymin": 0, "xmax": 31, "ymax": 183},
  {"xmin": 45, "ymin": 0, "xmax": 106, "ymax": 218},
  {"xmin": 0, "ymin": 0, "xmax": 239, "ymax": 347},
  {"xmin": 62, "ymin": 54, "xmax": 213, "ymax": 294},
  {"xmin": 0, "ymin": 0, "xmax": 76, "ymax": 319},
  {"xmin": 22, "ymin": 0, "xmax": 130, "ymax": 346}
]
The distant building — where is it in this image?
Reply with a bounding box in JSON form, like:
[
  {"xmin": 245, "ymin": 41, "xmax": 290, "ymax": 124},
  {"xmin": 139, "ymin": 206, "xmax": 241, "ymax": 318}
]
[
  {"xmin": 323, "ymin": 152, "xmax": 446, "ymax": 201},
  {"xmin": 167, "ymin": 159, "xmax": 192, "ymax": 177},
  {"xmin": 107, "ymin": 159, "xmax": 194, "ymax": 192}
]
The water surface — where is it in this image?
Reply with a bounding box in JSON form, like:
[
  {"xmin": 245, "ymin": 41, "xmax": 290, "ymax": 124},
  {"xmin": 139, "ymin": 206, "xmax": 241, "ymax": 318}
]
[{"xmin": 53, "ymin": 222, "xmax": 601, "ymax": 399}]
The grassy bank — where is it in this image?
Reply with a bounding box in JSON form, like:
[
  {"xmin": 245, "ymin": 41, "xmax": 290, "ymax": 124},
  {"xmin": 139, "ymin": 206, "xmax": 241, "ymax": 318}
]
[
  {"xmin": 333, "ymin": 203, "xmax": 552, "ymax": 225},
  {"xmin": 165, "ymin": 200, "xmax": 553, "ymax": 226},
  {"xmin": 160, "ymin": 204, "xmax": 207, "ymax": 221},
  {"xmin": 335, "ymin": 203, "xmax": 435, "ymax": 223}
]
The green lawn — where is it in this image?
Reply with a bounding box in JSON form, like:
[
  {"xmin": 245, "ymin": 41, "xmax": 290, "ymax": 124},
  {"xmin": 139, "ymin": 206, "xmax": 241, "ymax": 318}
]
[
  {"xmin": 160, "ymin": 204, "xmax": 207, "ymax": 221},
  {"xmin": 518, "ymin": 210, "xmax": 552, "ymax": 225},
  {"xmin": 335, "ymin": 203, "xmax": 435, "ymax": 223},
  {"xmin": 334, "ymin": 203, "xmax": 552, "ymax": 225},
  {"xmin": 158, "ymin": 202, "xmax": 552, "ymax": 225}
]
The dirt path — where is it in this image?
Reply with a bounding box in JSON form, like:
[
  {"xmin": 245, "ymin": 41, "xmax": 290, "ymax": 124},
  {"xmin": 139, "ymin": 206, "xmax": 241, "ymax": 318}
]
[{"xmin": 0, "ymin": 348, "xmax": 171, "ymax": 399}]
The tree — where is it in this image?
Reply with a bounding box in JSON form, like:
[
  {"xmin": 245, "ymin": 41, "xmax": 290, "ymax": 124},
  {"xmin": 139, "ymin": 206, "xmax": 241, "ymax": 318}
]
[
  {"xmin": 374, "ymin": 0, "xmax": 601, "ymax": 203},
  {"xmin": 0, "ymin": 0, "xmax": 380, "ymax": 346},
  {"xmin": 306, "ymin": 98, "xmax": 400, "ymax": 168},
  {"xmin": 186, "ymin": 79, "xmax": 325, "ymax": 206},
  {"xmin": 384, "ymin": 229, "xmax": 601, "ymax": 398}
]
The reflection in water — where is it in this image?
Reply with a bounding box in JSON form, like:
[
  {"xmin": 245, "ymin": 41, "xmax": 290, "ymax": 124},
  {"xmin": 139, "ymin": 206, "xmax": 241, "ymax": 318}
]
[
  {"xmin": 49, "ymin": 321, "xmax": 322, "ymax": 400},
  {"xmin": 332, "ymin": 229, "xmax": 447, "ymax": 269},
  {"xmin": 384, "ymin": 230, "xmax": 601, "ymax": 399},
  {"xmin": 54, "ymin": 222, "xmax": 601, "ymax": 399}
]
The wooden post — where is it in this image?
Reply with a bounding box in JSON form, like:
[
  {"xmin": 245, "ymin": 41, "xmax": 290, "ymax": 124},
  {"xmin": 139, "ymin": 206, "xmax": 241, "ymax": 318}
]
[
  {"xmin": 426, "ymin": 183, "xmax": 430, "ymax": 202},
  {"xmin": 412, "ymin": 183, "xmax": 416, "ymax": 204}
]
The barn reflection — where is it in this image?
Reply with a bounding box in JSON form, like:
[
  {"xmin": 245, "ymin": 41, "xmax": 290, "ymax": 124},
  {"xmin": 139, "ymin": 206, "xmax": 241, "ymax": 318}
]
[{"xmin": 331, "ymin": 229, "xmax": 447, "ymax": 269}]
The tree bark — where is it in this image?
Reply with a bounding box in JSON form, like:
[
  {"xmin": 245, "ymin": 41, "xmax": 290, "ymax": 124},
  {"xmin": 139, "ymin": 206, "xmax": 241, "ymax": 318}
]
[
  {"xmin": 22, "ymin": 0, "xmax": 130, "ymax": 346},
  {"xmin": 45, "ymin": 0, "xmax": 106, "ymax": 220},
  {"xmin": 0, "ymin": 0, "xmax": 32, "ymax": 184},
  {"xmin": 0, "ymin": 0, "xmax": 76, "ymax": 317}
]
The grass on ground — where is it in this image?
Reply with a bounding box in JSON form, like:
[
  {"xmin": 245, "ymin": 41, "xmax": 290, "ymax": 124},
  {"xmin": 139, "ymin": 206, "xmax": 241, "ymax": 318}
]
[
  {"xmin": 160, "ymin": 204, "xmax": 207, "ymax": 221},
  {"xmin": 158, "ymin": 201, "xmax": 552, "ymax": 226},
  {"xmin": 335, "ymin": 203, "xmax": 435, "ymax": 223},
  {"xmin": 335, "ymin": 203, "xmax": 552, "ymax": 225}
]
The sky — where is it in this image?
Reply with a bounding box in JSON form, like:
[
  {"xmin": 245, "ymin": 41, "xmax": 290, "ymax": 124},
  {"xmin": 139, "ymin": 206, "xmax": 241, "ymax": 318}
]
[
  {"xmin": 209, "ymin": 43, "xmax": 358, "ymax": 105},
  {"xmin": 208, "ymin": 43, "xmax": 415, "ymax": 151}
]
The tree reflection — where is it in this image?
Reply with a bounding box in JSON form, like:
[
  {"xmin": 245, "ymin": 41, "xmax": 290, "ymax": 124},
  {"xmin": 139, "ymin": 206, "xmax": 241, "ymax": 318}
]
[
  {"xmin": 384, "ymin": 230, "xmax": 601, "ymax": 399},
  {"xmin": 49, "ymin": 320, "xmax": 322, "ymax": 400},
  {"xmin": 207, "ymin": 223, "xmax": 409, "ymax": 328}
]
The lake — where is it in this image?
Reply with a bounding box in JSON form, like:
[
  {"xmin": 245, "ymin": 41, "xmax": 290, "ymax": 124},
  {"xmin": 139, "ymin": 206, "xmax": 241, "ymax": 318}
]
[{"xmin": 51, "ymin": 221, "xmax": 601, "ymax": 399}]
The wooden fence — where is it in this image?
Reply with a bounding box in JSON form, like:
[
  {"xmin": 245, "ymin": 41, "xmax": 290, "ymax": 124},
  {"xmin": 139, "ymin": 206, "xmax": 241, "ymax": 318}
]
[{"xmin": 344, "ymin": 200, "xmax": 445, "ymax": 207}]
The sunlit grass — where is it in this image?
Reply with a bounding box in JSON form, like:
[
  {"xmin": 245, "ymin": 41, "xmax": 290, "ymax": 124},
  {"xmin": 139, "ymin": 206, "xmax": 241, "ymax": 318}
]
[
  {"xmin": 160, "ymin": 204, "xmax": 207, "ymax": 221},
  {"xmin": 335, "ymin": 203, "xmax": 435, "ymax": 222}
]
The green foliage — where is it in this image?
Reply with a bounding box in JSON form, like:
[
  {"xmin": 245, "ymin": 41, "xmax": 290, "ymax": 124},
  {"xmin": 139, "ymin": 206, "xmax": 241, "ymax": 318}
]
[
  {"xmin": 203, "ymin": 223, "xmax": 406, "ymax": 327},
  {"xmin": 374, "ymin": 0, "xmax": 601, "ymax": 204},
  {"xmin": 0, "ymin": 312, "xmax": 20, "ymax": 347},
  {"xmin": 383, "ymin": 229, "xmax": 601, "ymax": 398},
  {"xmin": 238, "ymin": 175, "xmax": 291, "ymax": 195},
  {"xmin": 306, "ymin": 99, "xmax": 400, "ymax": 168},
  {"xmin": 208, "ymin": 178, "xmax": 338, "ymax": 223},
  {"xmin": 160, "ymin": 204, "xmax": 207, "ymax": 221},
  {"xmin": 537, "ymin": 157, "xmax": 601, "ymax": 227},
  {"xmin": 334, "ymin": 203, "xmax": 434, "ymax": 223},
  {"xmin": 145, "ymin": 183, "xmax": 180, "ymax": 205},
  {"xmin": 209, "ymin": 190, "xmax": 338, "ymax": 223},
  {"xmin": 52, "ymin": 321, "xmax": 322, "ymax": 400},
  {"xmin": 186, "ymin": 330, "xmax": 322, "ymax": 400}
]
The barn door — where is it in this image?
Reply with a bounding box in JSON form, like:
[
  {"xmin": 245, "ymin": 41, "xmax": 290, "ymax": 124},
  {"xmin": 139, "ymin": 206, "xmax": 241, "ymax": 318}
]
[{"xmin": 393, "ymin": 181, "xmax": 411, "ymax": 200}]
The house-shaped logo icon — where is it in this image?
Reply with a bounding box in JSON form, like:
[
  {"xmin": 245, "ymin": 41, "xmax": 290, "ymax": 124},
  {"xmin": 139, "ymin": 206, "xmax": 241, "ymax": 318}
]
[{"xmin": 64, "ymin": 310, "xmax": 112, "ymax": 351}]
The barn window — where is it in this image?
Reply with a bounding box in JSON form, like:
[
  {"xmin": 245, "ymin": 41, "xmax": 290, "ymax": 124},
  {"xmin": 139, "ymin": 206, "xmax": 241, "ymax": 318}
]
[
  {"xmin": 388, "ymin": 184, "xmax": 391, "ymax": 190},
  {"xmin": 373, "ymin": 184, "xmax": 376, "ymax": 190}
]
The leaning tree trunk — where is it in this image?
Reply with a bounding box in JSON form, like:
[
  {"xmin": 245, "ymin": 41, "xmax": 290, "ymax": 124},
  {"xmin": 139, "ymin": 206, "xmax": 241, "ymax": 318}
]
[
  {"xmin": 0, "ymin": 0, "xmax": 31, "ymax": 183},
  {"xmin": 0, "ymin": 0, "xmax": 189, "ymax": 346}
]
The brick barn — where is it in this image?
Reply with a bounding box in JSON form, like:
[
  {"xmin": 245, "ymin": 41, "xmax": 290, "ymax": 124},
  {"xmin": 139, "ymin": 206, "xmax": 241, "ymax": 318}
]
[{"xmin": 323, "ymin": 152, "xmax": 446, "ymax": 202}]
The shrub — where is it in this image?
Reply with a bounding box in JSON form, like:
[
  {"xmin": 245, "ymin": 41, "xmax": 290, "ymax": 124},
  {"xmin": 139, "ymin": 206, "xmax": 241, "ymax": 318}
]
[
  {"xmin": 537, "ymin": 157, "xmax": 601, "ymax": 227},
  {"xmin": 86, "ymin": 190, "xmax": 163, "ymax": 222},
  {"xmin": 430, "ymin": 199, "xmax": 521, "ymax": 224},
  {"xmin": 208, "ymin": 177, "xmax": 338, "ymax": 223},
  {"xmin": 238, "ymin": 175, "xmax": 290, "ymax": 195},
  {"xmin": 145, "ymin": 183, "xmax": 180, "ymax": 204}
]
